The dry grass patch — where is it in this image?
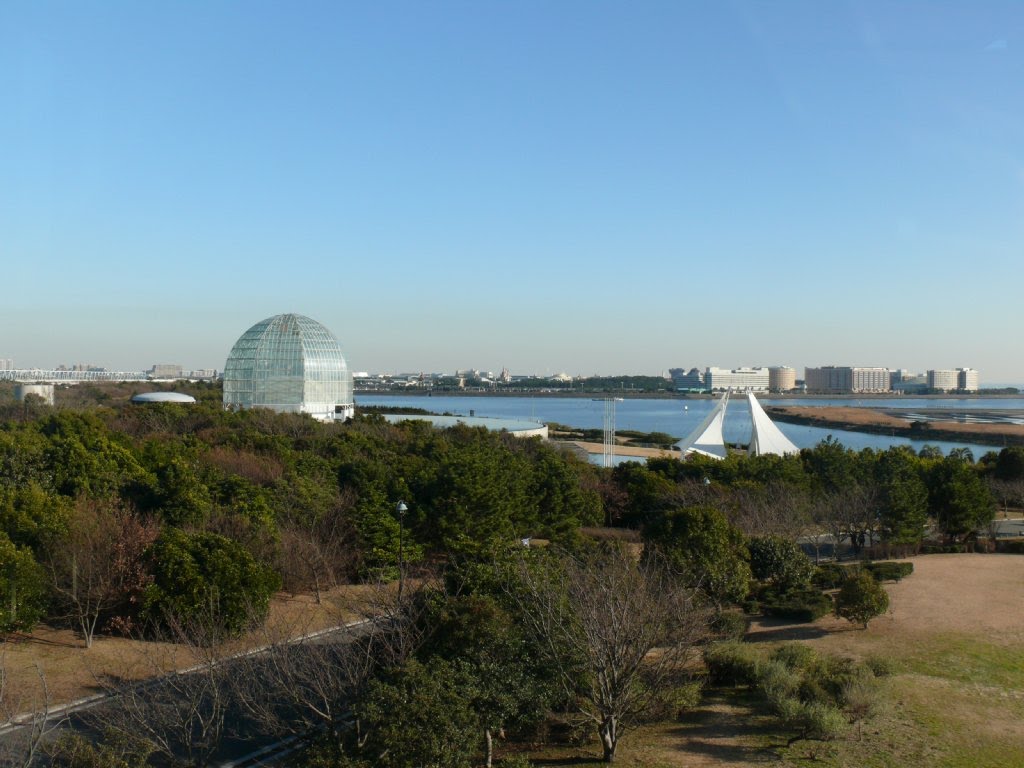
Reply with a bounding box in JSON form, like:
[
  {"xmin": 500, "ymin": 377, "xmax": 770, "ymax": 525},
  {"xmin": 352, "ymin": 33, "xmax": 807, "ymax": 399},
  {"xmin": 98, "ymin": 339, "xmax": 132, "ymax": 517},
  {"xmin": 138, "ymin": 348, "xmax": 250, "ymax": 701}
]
[{"xmin": 1, "ymin": 584, "xmax": 380, "ymax": 715}]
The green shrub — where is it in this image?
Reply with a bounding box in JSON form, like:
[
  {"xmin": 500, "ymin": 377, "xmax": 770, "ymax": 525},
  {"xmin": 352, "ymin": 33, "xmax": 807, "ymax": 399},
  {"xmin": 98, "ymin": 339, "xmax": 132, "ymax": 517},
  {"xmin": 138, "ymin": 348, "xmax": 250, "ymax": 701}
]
[
  {"xmin": 802, "ymin": 701, "xmax": 848, "ymax": 741},
  {"xmin": 748, "ymin": 535, "xmax": 815, "ymax": 591},
  {"xmin": 711, "ymin": 610, "xmax": 748, "ymax": 641},
  {"xmin": 703, "ymin": 641, "xmax": 762, "ymax": 687},
  {"xmin": 758, "ymin": 659, "xmax": 801, "ymax": 702},
  {"xmin": 812, "ymin": 562, "xmax": 849, "ymax": 590},
  {"xmin": 771, "ymin": 643, "xmax": 817, "ymax": 670},
  {"xmin": 864, "ymin": 654, "xmax": 896, "ymax": 677},
  {"xmin": 835, "ymin": 571, "xmax": 890, "ymax": 629},
  {"xmin": 864, "ymin": 561, "xmax": 913, "ymax": 582},
  {"xmin": 808, "ymin": 655, "xmax": 867, "ymax": 703},
  {"xmin": 760, "ymin": 587, "xmax": 832, "ymax": 623},
  {"xmin": 645, "ymin": 680, "xmax": 704, "ymax": 721},
  {"xmin": 997, "ymin": 540, "xmax": 1024, "ymax": 554}
]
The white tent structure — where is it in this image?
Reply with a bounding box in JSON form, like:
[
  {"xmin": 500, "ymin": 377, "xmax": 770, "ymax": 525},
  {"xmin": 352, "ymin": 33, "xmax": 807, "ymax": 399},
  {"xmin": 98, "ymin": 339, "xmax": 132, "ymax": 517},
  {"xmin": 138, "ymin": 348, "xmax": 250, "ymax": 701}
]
[
  {"xmin": 675, "ymin": 391, "xmax": 798, "ymax": 460},
  {"xmin": 675, "ymin": 392, "xmax": 730, "ymax": 460},
  {"xmin": 746, "ymin": 393, "xmax": 799, "ymax": 456}
]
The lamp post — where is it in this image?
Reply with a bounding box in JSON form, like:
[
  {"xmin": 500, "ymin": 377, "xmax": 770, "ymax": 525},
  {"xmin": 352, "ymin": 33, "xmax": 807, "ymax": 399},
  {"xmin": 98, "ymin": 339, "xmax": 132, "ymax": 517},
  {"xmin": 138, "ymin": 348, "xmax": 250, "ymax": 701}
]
[{"xmin": 396, "ymin": 500, "xmax": 408, "ymax": 602}]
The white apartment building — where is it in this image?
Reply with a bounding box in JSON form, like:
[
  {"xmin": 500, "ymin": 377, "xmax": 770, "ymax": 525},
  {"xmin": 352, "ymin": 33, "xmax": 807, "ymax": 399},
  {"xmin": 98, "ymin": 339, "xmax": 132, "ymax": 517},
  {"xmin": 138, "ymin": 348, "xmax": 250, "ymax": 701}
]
[
  {"xmin": 768, "ymin": 366, "xmax": 796, "ymax": 392},
  {"xmin": 804, "ymin": 366, "xmax": 891, "ymax": 393},
  {"xmin": 705, "ymin": 366, "xmax": 770, "ymax": 391},
  {"xmin": 927, "ymin": 369, "xmax": 959, "ymax": 392},
  {"xmin": 957, "ymin": 368, "xmax": 979, "ymax": 392}
]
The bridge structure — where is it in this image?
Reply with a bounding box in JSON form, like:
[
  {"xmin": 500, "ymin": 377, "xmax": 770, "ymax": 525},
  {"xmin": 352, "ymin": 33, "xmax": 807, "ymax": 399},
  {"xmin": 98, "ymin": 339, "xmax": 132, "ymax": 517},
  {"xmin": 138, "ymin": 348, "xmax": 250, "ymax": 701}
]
[{"xmin": 0, "ymin": 369, "xmax": 152, "ymax": 383}]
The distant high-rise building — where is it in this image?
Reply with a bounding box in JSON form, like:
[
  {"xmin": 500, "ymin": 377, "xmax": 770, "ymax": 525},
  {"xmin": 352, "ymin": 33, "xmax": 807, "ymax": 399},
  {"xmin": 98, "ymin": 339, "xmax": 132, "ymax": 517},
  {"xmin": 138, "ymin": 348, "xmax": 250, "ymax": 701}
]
[
  {"xmin": 669, "ymin": 367, "xmax": 706, "ymax": 391},
  {"xmin": 705, "ymin": 366, "xmax": 770, "ymax": 392},
  {"xmin": 805, "ymin": 366, "xmax": 890, "ymax": 393},
  {"xmin": 768, "ymin": 366, "xmax": 796, "ymax": 393},
  {"xmin": 927, "ymin": 369, "xmax": 959, "ymax": 392},
  {"xmin": 957, "ymin": 368, "xmax": 980, "ymax": 392},
  {"xmin": 150, "ymin": 363, "xmax": 184, "ymax": 379},
  {"xmin": 891, "ymin": 369, "xmax": 928, "ymax": 393},
  {"xmin": 0, "ymin": 358, "xmax": 12, "ymax": 371}
]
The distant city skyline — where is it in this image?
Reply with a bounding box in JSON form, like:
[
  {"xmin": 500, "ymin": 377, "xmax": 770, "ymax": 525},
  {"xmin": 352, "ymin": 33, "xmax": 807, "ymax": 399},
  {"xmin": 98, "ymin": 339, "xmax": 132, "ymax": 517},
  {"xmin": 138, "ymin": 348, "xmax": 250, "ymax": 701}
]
[
  {"xmin": 3, "ymin": 355, "xmax": 1017, "ymax": 390},
  {"xmin": 3, "ymin": 3, "xmax": 1022, "ymax": 380}
]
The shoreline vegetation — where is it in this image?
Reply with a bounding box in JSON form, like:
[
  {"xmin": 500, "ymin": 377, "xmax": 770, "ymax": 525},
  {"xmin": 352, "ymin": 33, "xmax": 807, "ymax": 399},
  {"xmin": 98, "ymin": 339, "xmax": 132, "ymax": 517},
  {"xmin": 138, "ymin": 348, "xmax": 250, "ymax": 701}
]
[{"xmin": 766, "ymin": 405, "xmax": 1024, "ymax": 448}]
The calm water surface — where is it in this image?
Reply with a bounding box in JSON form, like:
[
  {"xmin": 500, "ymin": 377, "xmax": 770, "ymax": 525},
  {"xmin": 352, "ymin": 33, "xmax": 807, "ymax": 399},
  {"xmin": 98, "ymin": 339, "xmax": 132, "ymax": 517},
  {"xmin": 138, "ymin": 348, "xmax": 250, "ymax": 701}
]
[{"xmin": 358, "ymin": 395, "xmax": 1013, "ymax": 458}]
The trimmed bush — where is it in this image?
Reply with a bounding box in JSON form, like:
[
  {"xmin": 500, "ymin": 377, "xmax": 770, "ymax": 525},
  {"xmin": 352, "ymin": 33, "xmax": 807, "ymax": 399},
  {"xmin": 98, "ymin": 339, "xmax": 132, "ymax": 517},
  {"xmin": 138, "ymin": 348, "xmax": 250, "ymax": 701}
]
[
  {"xmin": 997, "ymin": 540, "xmax": 1024, "ymax": 554},
  {"xmin": 760, "ymin": 587, "xmax": 832, "ymax": 623},
  {"xmin": 812, "ymin": 562, "xmax": 849, "ymax": 590},
  {"xmin": 703, "ymin": 641, "xmax": 762, "ymax": 687},
  {"xmin": 835, "ymin": 571, "xmax": 889, "ymax": 629},
  {"xmin": 748, "ymin": 535, "xmax": 815, "ymax": 591},
  {"xmin": 864, "ymin": 561, "xmax": 913, "ymax": 582}
]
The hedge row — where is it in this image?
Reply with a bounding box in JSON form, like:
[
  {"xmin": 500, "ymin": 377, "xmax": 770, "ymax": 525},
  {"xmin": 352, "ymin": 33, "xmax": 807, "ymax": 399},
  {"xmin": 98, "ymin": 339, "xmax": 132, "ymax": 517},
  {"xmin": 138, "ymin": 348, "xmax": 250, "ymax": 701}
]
[{"xmin": 812, "ymin": 561, "xmax": 914, "ymax": 589}]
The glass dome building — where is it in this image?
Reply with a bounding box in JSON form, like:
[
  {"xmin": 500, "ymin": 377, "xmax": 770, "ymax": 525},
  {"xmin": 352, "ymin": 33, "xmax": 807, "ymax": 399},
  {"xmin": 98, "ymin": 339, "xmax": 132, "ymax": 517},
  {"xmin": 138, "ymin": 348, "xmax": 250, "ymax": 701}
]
[{"xmin": 223, "ymin": 313, "xmax": 354, "ymax": 421}]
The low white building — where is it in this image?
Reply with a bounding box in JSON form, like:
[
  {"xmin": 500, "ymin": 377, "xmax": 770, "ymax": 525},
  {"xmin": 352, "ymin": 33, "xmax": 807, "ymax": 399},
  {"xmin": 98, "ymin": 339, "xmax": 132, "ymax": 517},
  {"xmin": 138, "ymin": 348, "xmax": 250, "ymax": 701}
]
[{"xmin": 705, "ymin": 366, "xmax": 770, "ymax": 392}]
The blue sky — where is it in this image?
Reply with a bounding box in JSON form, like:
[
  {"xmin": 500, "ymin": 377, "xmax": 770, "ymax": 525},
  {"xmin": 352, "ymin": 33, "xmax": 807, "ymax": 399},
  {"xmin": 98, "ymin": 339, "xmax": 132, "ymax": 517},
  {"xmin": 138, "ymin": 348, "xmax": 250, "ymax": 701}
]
[{"xmin": 2, "ymin": 2, "xmax": 1022, "ymax": 380}]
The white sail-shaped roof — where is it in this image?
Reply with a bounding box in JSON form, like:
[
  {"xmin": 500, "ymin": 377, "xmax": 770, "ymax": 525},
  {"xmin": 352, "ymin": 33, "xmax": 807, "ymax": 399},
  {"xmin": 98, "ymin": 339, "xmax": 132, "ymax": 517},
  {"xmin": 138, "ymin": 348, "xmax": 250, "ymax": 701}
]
[
  {"xmin": 676, "ymin": 392, "xmax": 730, "ymax": 460},
  {"xmin": 747, "ymin": 393, "xmax": 799, "ymax": 456}
]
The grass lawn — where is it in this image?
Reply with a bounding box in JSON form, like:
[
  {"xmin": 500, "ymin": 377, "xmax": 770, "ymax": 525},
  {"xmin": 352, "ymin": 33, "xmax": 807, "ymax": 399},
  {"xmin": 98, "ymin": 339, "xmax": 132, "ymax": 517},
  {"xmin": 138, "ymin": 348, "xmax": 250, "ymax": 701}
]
[{"xmin": 523, "ymin": 554, "xmax": 1024, "ymax": 768}]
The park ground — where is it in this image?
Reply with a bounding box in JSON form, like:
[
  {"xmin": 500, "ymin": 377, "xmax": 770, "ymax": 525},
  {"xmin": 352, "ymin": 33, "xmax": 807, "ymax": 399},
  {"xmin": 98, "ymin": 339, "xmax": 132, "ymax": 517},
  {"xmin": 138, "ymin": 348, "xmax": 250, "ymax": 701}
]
[
  {"xmin": 4, "ymin": 556, "xmax": 1022, "ymax": 768},
  {"xmin": 529, "ymin": 554, "xmax": 1024, "ymax": 768}
]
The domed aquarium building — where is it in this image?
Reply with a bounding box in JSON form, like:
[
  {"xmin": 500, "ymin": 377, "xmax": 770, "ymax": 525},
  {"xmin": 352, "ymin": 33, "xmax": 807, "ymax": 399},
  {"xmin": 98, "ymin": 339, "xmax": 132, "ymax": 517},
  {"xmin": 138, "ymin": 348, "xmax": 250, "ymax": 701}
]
[{"xmin": 223, "ymin": 313, "xmax": 355, "ymax": 421}]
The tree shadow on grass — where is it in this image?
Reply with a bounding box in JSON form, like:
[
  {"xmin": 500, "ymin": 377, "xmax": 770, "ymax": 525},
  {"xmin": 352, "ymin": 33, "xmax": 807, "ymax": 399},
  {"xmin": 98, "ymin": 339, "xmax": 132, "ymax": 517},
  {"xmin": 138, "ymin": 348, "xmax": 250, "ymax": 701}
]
[
  {"xmin": 744, "ymin": 624, "xmax": 833, "ymax": 643},
  {"xmin": 666, "ymin": 690, "xmax": 785, "ymax": 764},
  {"xmin": 744, "ymin": 616, "xmax": 863, "ymax": 644}
]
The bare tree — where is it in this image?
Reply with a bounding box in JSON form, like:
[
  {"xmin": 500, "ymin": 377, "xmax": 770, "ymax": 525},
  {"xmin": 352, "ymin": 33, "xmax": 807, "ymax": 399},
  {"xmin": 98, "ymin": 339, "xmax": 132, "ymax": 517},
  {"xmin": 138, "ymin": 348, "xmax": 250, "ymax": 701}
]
[
  {"xmin": 48, "ymin": 497, "xmax": 157, "ymax": 648},
  {"xmin": 87, "ymin": 611, "xmax": 236, "ymax": 768},
  {"xmin": 729, "ymin": 482, "xmax": 812, "ymax": 539},
  {"xmin": 276, "ymin": 492, "xmax": 359, "ymax": 603},
  {"xmin": 0, "ymin": 654, "xmax": 58, "ymax": 768},
  {"xmin": 813, "ymin": 484, "xmax": 879, "ymax": 559},
  {"xmin": 231, "ymin": 577, "xmax": 431, "ymax": 756},
  {"xmin": 509, "ymin": 546, "xmax": 708, "ymax": 763}
]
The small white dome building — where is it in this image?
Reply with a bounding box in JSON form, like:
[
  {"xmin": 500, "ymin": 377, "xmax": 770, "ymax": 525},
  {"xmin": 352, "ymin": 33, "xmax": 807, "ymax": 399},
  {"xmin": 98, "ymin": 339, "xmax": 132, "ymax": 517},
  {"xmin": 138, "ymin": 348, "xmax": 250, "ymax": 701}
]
[{"xmin": 223, "ymin": 313, "xmax": 354, "ymax": 421}]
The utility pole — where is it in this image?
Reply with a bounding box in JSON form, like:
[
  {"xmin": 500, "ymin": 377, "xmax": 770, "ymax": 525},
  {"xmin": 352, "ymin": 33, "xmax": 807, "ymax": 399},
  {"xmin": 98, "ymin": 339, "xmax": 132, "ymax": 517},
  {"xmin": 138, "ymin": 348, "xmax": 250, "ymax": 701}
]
[{"xmin": 396, "ymin": 500, "xmax": 408, "ymax": 602}]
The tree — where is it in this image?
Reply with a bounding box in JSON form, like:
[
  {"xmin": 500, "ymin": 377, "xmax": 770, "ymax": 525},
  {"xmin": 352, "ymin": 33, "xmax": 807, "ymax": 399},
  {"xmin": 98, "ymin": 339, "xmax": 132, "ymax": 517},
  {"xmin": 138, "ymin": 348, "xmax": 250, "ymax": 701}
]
[
  {"xmin": 141, "ymin": 528, "xmax": 280, "ymax": 636},
  {"xmin": 875, "ymin": 449, "xmax": 928, "ymax": 546},
  {"xmin": 835, "ymin": 571, "xmax": 889, "ymax": 629},
  {"xmin": 643, "ymin": 505, "xmax": 751, "ymax": 604},
  {"xmin": 276, "ymin": 491, "xmax": 359, "ymax": 603},
  {"xmin": 748, "ymin": 535, "xmax": 814, "ymax": 593},
  {"xmin": 231, "ymin": 578, "xmax": 429, "ymax": 759},
  {"xmin": 88, "ymin": 611, "xmax": 236, "ymax": 768},
  {"xmin": 510, "ymin": 546, "xmax": 708, "ymax": 762},
  {"xmin": 994, "ymin": 447, "xmax": 1024, "ymax": 481},
  {"xmin": 812, "ymin": 483, "xmax": 879, "ymax": 557},
  {"xmin": 928, "ymin": 459, "xmax": 995, "ymax": 543},
  {"xmin": 417, "ymin": 593, "xmax": 555, "ymax": 767},
  {"xmin": 48, "ymin": 497, "xmax": 158, "ymax": 647},
  {"xmin": 0, "ymin": 533, "xmax": 47, "ymax": 635},
  {"xmin": 354, "ymin": 658, "xmax": 481, "ymax": 768}
]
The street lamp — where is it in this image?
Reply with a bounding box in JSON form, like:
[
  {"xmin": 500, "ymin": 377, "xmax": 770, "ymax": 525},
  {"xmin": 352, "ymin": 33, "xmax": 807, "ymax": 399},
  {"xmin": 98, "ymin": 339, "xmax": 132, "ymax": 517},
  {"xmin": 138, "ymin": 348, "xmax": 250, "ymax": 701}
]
[{"xmin": 396, "ymin": 500, "xmax": 408, "ymax": 602}]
